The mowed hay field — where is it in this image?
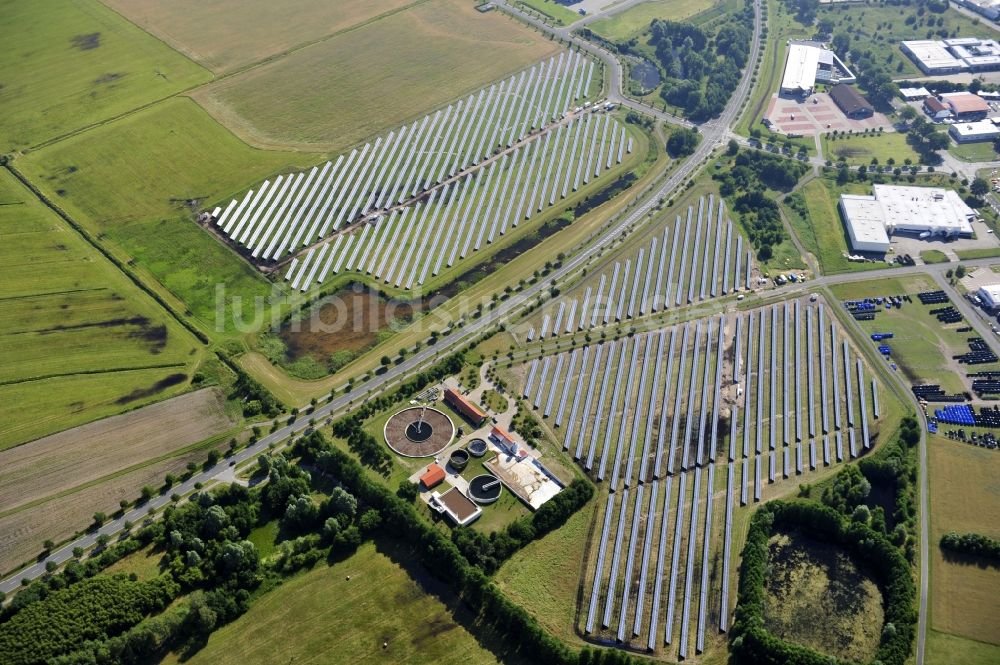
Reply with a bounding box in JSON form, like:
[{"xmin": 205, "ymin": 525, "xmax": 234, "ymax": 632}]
[
  {"xmin": 100, "ymin": 0, "xmax": 421, "ymax": 73},
  {"xmin": 192, "ymin": 0, "xmax": 561, "ymax": 151},
  {"xmin": 0, "ymin": 0, "xmax": 209, "ymax": 151},
  {"xmin": 0, "ymin": 169, "xmax": 203, "ymax": 448},
  {"xmin": 588, "ymin": 0, "xmax": 715, "ymax": 41},
  {"xmin": 170, "ymin": 541, "xmax": 507, "ymax": 665},
  {"xmin": 18, "ymin": 98, "xmax": 318, "ymax": 333},
  {"xmin": 928, "ymin": 435, "xmax": 1000, "ymax": 655}
]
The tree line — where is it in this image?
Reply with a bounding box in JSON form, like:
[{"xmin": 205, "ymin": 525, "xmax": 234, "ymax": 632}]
[{"xmin": 940, "ymin": 531, "xmax": 1000, "ymax": 563}]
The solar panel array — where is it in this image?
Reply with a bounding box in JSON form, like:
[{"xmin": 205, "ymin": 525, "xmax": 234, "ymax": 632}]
[
  {"xmin": 283, "ymin": 111, "xmax": 631, "ymax": 291},
  {"xmin": 204, "ymin": 53, "xmax": 599, "ymax": 278},
  {"xmin": 520, "ymin": 299, "xmax": 883, "ymax": 658},
  {"xmin": 524, "ymin": 195, "xmax": 755, "ymax": 339}
]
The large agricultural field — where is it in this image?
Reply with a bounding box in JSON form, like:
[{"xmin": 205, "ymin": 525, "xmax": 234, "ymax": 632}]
[
  {"xmin": 192, "ymin": 0, "xmax": 562, "ymax": 151},
  {"xmin": 0, "ymin": 0, "xmax": 210, "ymax": 152},
  {"xmin": 99, "ymin": 0, "xmax": 422, "ymax": 74},
  {"xmin": 0, "ymin": 389, "xmax": 236, "ymax": 574},
  {"xmin": 927, "ymin": 435, "xmax": 1000, "ymax": 660},
  {"xmin": 17, "ymin": 98, "xmax": 316, "ymax": 335},
  {"xmin": 0, "ymin": 169, "xmax": 204, "ymax": 449},
  {"xmin": 3, "ymin": 0, "xmax": 985, "ymax": 662}
]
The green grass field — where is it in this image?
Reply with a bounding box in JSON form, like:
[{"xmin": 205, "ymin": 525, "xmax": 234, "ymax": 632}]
[
  {"xmin": 495, "ymin": 498, "xmax": 594, "ymax": 644},
  {"xmin": 829, "ymin": 275, "xmax": 995, "ymax": 393},
  {"xmin": 0, "ymin": 169, "xmax": 203, "ymax": 448},
  {"xmin": 949, "ymin": 141, "xmax": 1000, "ymax": 163},
  {"xmin": 928, "ymin": 435, "xmax": 1000, "ymax": 650},
  {"xmin": 18, "ymin": 97, "xmax": 317, "ymax": 337},
  {"xmin": 1, "ymin": 0, "xmax": 210, "ymax": 152},
  {"xmin": 927, "ymin": 630, "xmax": 1000, "ymax": 665},
  {"xmin": 588, "ymin": 0, "xmax": 716, "ymax": 41},
  {"xmin": 171, "ymin": 540, "xmax": 507, "ymax": 665},
  {"xmin": 819, "ymin": 2, "xmax": 1000, "ymax": 82},
  {"xmin": 193, "ymin": 0, "xmax": 560, "ymax": 151},
  {"xmin": 822, "ymin": 132, "xmax": 920, "ymax": 167},
  {"xmin": 516, "ymin": 0, "xmax": 580, "ymax": 26}
]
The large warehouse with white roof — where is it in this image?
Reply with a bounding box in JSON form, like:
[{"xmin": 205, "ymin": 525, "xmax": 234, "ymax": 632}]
[
  {"xmin": 839, "ymin": 185, "xmax": 977, "ymax": 253},
  {"xmin": 780, "ymin": 42, "xmax": 856, "ymax": 95}
]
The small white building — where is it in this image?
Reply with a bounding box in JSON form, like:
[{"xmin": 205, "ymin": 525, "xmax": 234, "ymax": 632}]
[
  {"xmin": 839, "ymin": 184, "xmax": 977, "ymax": 253},
  {"xmin": 899, "ymin": 86, "xmax": 931, "ymax": 101},
  {"xmin": 950, "ymin": 119, "xmax": 1000, "ymax": 143},
  {"xmin": 977, "ymin": 283, "xmax": 1000, "ymax": 309}
]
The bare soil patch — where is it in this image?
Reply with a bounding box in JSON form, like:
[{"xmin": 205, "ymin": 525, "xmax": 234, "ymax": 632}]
[{"xmin": 0, "ymin": 388, "xmax": 232, "ymax": 516}]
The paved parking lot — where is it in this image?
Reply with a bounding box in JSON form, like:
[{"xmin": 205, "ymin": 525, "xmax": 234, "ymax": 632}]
[{"xmin": 764, "ymin": 92, "xmax": 891, "ymax": 135}]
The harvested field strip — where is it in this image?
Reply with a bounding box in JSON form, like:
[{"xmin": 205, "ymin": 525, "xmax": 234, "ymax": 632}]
[
  {"xmin": 520, "ymin": 299, "xmax": 888, "ymax": 660},
  {"xmin": 0, "ymin": 431, "xmax": 233, "ymax": 576}
]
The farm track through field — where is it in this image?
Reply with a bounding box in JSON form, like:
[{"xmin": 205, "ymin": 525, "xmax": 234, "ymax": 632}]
[{"xmin": 0, "ymin": 362, "xmax": 187, "ymax": 388}]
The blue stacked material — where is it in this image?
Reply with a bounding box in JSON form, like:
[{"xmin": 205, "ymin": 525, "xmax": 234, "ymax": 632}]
[
  {"xmin": 934, "ymin": 404, "xmax": 975, "ymax": 425},
  {"xmin": 879, "ymin": 345, "xmax": 891, "ymax": 355},
  {"xmin": 928, "ymin": 422, "xmax": 938, "ymax": 433}
]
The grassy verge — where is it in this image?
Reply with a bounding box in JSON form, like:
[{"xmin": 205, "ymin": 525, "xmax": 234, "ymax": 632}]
[
  {"xmin": 920, "ymin": 249, "xmax": 950, "ymax": 264},
  {"xmin": 516, "ymin": 0, "xmax": 579, "ymax": 26}
]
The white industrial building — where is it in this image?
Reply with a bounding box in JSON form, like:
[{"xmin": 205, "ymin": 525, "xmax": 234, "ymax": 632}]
[
  {"xmin": 950, "ymin": 119, "xmax": 1000, "ymax": 143},
  {"xmin": 977, "ymin": 283, "xmax": 1000, "ymax": 309},
  {"xmin": 780, "ymin": 42, "xmax": 856, "ymax": 95},
  {"xmin": 956, "ymin": 0, "xmax": 1000, "ymax": 21},
  {"xmin": 902, "ymin": 38, "xmax": 1000, "ymax": 74},
  {"xmin": 839, "ymin": 185, "xmax": 977, "ymax": 253}
]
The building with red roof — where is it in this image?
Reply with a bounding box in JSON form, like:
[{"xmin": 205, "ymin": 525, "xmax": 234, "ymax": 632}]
[
  {"xmin": 444, "ymin": 388, "xmax": 487, "ymax": 426},
  {"xmin": 419, "ymin": 464, "xmax": 446, "ymax": 489}
]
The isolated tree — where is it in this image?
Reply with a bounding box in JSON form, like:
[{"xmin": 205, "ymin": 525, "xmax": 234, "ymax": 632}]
[{"xmin": 971, "ymin": 177, "xmax": 989, "ymax": 198}]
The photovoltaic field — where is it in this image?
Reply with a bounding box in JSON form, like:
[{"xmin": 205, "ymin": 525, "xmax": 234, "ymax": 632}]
[
  {"xmin": 518, "ymin": 298, "xmax": 885, "ymax": 658},
  {"xmin": 524, "ymin": 195, "xmax": 754, "ymax": 340},
  {"xmin": 202, "ymin": 52, "xmax": 628, "ymax": 292}
]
